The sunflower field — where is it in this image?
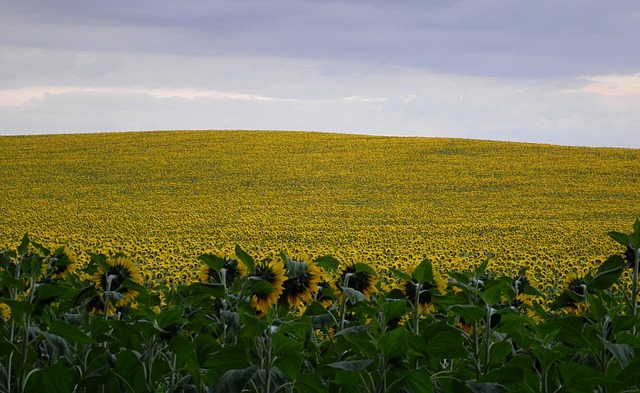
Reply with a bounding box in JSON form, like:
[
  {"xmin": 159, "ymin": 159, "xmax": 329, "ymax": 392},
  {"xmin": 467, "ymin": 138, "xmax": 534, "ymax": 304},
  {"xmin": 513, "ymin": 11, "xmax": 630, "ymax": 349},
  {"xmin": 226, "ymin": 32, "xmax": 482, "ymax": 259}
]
[{"xmin": 1, "ymin": 130, "xmax": 640, "ymax": 392}]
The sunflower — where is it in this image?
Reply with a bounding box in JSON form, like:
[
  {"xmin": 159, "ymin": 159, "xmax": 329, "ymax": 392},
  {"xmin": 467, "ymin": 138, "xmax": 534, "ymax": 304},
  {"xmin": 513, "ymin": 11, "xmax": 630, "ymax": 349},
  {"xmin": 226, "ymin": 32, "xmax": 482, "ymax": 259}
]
[
  {"xmin": 93, "ymin": 256, "xmax": 144, "ymax": 307},
  {"xmin": 401, "ymin": 268, "xmax": 447, "ymax": 315},
  {"xmin": 250, "ymin": 259, "xmax": 287, "ymax": 316},
  {"xmin": 46, "ymin": 246, "xmax": 77, "ymax": 279},
  {"xmin": 198, "ymin": 257, "xmax": 247, "ymax": 286},
  {"xmin": 281, "ymin": 259, "xmax": 321, "ymax": 306},
  {"xmin": 0, "ymin": 302, "xmax": 10, "ymax": 321},
  {"xmin": 563, "ymin": 273, "xmax": 588, "ymax": 315},
  {"xmin": 336, "ymin": 263, "xmax": 377, "ymax": 301}
]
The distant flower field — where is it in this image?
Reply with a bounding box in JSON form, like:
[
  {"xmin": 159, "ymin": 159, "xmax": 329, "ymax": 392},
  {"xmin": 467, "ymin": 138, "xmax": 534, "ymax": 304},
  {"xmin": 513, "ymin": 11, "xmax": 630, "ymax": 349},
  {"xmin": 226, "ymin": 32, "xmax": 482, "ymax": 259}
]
[{"xmin": 1, "ymin": 130, "xmax": 639, "ymax": 293}]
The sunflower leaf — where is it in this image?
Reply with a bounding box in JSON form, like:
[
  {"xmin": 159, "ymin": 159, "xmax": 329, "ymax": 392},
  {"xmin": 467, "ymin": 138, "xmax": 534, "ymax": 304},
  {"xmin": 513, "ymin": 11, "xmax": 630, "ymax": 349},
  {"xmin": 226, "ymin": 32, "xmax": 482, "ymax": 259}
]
[
  {"xmin": 413, "ymin": 258, "xmax": 434, "ymax": 283},
  {"xmin": 235, "ymin": 245, "xmax": 255, "ymax": 273},
  {"xmin": 390, "ymin": 267, "xmax": 412, "ymax": 282},
  {"xmin": 17, "ymin": 233, "xmax": 29, "ymax": 257},
  {"xmin": 608, "ymin": 231, "xmax": 629, "ymax": 247},
  {"xmin": 315, "ymin": 255, "xmax": 340, "ymax": 272},
  {"xmin": 198, "ymin": 253, "xmax": 227, "ymax": 271},
  {"xmin": 248, "ymin": 277, "xmax": 275, "ymax": 295},
  {"xmin": 328, "ymin": 359, "xmax": 373, "ymax": 371}
]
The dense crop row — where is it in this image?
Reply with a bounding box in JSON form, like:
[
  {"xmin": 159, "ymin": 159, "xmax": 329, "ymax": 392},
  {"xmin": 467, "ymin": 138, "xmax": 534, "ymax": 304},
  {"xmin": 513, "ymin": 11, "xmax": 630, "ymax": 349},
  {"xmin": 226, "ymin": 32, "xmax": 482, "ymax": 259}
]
[
  {"xmin": 1, "ymin": 130, "xmax": 639, "ymax": 293},
  {"xmin": 0, "ymin": 221, "xmax": 639, "ymax": 392}
]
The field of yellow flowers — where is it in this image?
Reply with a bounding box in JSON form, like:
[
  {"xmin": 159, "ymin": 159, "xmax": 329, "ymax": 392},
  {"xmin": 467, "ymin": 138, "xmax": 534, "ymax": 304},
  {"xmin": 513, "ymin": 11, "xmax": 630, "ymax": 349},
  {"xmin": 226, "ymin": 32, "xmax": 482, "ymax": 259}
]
[{"xmin": 1, "ymin": 130, "xmax": 639, "ymax": 293}]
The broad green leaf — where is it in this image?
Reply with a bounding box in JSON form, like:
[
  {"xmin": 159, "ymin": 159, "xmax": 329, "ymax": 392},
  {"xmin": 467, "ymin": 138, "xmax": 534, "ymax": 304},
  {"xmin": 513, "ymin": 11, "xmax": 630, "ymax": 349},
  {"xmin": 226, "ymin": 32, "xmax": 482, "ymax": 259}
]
[
  {"xmin": 212, "ymin": 365, "xmax": 259, "ymax": 393},
  {"xmin": 24, "ymin": 362, "xmax": 73, "ymax": 393},
  {"xmin": 413, "ymin": 258, "xmax": 434, "ymax": 283},
  {"xmin": 604, "ymin": 341, "xmax": 634, "ymax": 368},
  {"xmin": 608, "ymin": 231, "xmax": 629, "ymax": 246},
  {"xmin": 198, "ymin": 253, "xmax": 227, "ymax": 271},
  {"xmin": 328, "ymin": 359, "xmax": 373, "ymax": 371},
  {"xmin": 169, "ymin": 336, "xmax": 200, "ymax": 383},
  {"xmin": 49, "ymin": 320, "xmax": 95, "ymax": 344},
  {"xmin": 425, "ymin": 328, "xmax": 467, "ymax": 359},
  {"xmin": 474, "ymin": 257, "xmax": 490, "ymax": 277},
  {"xmin": 295, "ymin": 373, "xmax": 327, "ymax": 393},
  {"xmin": 558, "ymin": 362, "xmax": 610, "ymax": 392},
  {"xmin": 403, "ymin": 369, "xmax": 435, "ymax": 393},
  {"xmin": 355, "ymin": 262, "xmax": 376, "ymax": 275},
  {"xmin": 248, "ymin": 277, "xmax": 275, "ymax": 294},
  {"xmin": 390, "ymin": 267, "xmax": 412, "ymax": 282},
  {"xmin": 234, "ymin": 245, "xmax": 255, "ymax": 273},
  {"xmin": 35, "ymin": 283, "xmax": 75, "ymax": 302},
  {"xmin": 340, "ymin": 286, "xmax": 366, "ymax": 304},
  {"xmin": 17, "ymin": 233, "xmax": 29, "ymax": 256},
  {"xmin": 155, "ymin": 307, "xmax": 186, "ymax": 330},
  {"xmin": 477, "ymin": 364, "xmax": 524, "ymax": 384},
  {"xmin": 314, "ymin": 255, "xmax": 340, "ymax": 272},
  {"xmin": 378, "ymin": 328, "xmax": 408, "ymax": 361},
  {"xmin": 182, "ymin": 282, "xmax": 225, "ymax": 297},
  {"xmin": 114, "ymin": 349, "xmax": 147, "ymax": 392},
  {"xmin": 450, "ymin": 304, "xmax": 486, "ymax": 323},
  {"xmin": 333, "ymin": 324, "xmax": 371, "ymax": 337}
]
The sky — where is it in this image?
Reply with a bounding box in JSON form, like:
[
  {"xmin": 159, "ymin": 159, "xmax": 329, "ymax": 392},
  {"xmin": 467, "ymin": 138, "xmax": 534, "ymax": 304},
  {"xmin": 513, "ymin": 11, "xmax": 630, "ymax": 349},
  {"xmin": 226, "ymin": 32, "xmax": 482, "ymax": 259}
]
[{"xmin": 1, "ymin": 1, "xmax": 640, "ymax": 148}]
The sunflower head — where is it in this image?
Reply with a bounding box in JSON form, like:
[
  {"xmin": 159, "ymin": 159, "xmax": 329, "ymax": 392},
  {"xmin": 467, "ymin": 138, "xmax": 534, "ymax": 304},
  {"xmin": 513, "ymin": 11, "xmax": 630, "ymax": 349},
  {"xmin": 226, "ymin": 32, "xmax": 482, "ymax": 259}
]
[
  {"xmin": 281, "ymin": 258, "xmax": 321, "ymax": 306},
  {"xmin": 0, "ymin": 302, "xmax": 10, "ymax": 321},
  {"xmin": 199, "ymin": 256, "xmax": 247, "ymax": 286},
  {"xmin": 249, "ymin": 258, "xmax": 287, "ymax": 317},
  {"xmin": 46, "ymin": 246, "xmax": 77, "ymax": 279},
  {"xmin": 93, "ymin": 256, "xmax": 143, "ymax": 307},
  {"xmin": 401, "ymin": 265, "xmax": 447, "ymax": 315},
  {"xmin": 336, "ymin": 263, "xmax": 377, "ymax": 301}
]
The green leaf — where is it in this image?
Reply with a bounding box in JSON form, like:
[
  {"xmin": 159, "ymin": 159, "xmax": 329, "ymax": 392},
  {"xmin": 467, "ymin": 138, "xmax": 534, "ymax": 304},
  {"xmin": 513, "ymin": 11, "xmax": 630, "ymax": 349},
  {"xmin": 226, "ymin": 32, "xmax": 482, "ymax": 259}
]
[
  {"xmin": 24, "ymin": 362, "xmax": 73, "ymax": 393},
  {"xmin": 234, "ymin": 245, "xmax": 255, "ymax": 273},
  {"xmin": 403, "ymin": 369, "xmax": 435, "ymax": 393},
  {"xmin": 608, "ymin": 231, "xmax": 629, "ymax": 246},
  {"xmin": 155, "ymin": 307, "xmax": 186, "ymax": 330},
  {"xmin": 425, "ymin": 327, "xmax": 467, "ymax": 359},
  {"xmin": 474, "ymin": 257, "xmax": 490, "ymax": 277},
  {"xmin": 182, "ymin": 282, "xmax": 225, "ymax": 297},
  {"xmin": 333, "ymin": 324, "xmax": 371, "ymax": 337},
  {"xmin": 354, "ymin": 262, "xmax": 376, "ymax": 275},
  {"xmin": 340, "ymin": 286, "xmax": 366, "ymax": 304},
  {"xmin": 378, "ymin": 328, "xmax": 408, "ymax": 361},
  {"xmin": 477, "ymin": 364, "xmax": 524, "ymax": 384},
  {"xmin": 17, "ymin": 233, "xmax": 29, "ymax": 256},
  {"xmin": 198, "ymin": 253, "xmax": 227, "ymax": 271},
  {"xmin": 49, "ymin": 320, "xmax": 95, "ymax": 344},
  {"xmin": 35, "ymin": 283, "xmax": 75, "ymax": 302},
  {"xmin": 114, "ymin": 350, "xmax": 147, "ymax": 392},
  {"xmin": 295, "ymin": 373, "xmax": 327, "ymax": 393},
  {"xmin": 328, "ymin": 359, "xmax": 373, "ymax": 371},
  {"xmin": 413, "ymin": 258, "xmax": 434, "ymax": 283},
  {"xmin": 450, "ymin": 304, "xmax": 486, "ymax": 323},
  {"xmin": 212, "ymin": 365, "xmax": 259, "ymax": 393},
  {"xmin": 558, "ymin": 362, "xmax": 610, "ymax": 392},
  {"xmin": 315, "ymin": 255, "xmax": 340, "ymax": 272},
  {"xmin": 248, "ymin": 277, "xmax": 275, "ymax": 294},
  {"xmin": 390, "ymin": 267, "xmax": 412, "ymax": 282},
  {"xmin": 604, "ymin": 341, "xmax": 634, "ymax": 368},
  {"xmin": 169, "ymin": 336, "xmax": 200, "ymax": 383}
]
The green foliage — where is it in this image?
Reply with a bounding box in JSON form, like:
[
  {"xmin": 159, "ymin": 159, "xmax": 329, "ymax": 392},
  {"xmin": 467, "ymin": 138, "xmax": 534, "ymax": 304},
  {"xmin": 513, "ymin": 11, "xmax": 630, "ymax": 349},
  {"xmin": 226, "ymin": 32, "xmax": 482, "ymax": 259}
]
[{"xmin": 1, "ymin": 220, "xmax": 640, "ymax": 392}]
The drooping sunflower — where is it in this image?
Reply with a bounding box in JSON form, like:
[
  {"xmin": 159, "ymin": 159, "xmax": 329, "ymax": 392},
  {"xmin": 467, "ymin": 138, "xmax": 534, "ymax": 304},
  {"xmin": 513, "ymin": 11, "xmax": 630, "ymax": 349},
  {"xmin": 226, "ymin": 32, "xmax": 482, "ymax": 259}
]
[
  {"xmin": 336, "ymin": 263, "xmax": 377, "ymax": 301},
  {"xmin": 281, "ymin": 259, "xmax": 321, "ymax": 306},
  {"xmin": 46, "ymin": 246, "xmax": 77, "ymax": 279},
  {"xmin": 563, "ymin": 273, "xmax": 589, "ymax": 315},
  {"xmin": 93, "ymin": 256, "xmax": 144, "ymax": 307},
  {"xmin": 250, "ymin": 259, "xmax": 287, "ymax": 316},
  {"xmin": 401, "ymin": 268, "xmax": 447, "ymax": 315},
  {"xmin": 199, "ymin": 257, "xmax": 247, "ymax": 286}
]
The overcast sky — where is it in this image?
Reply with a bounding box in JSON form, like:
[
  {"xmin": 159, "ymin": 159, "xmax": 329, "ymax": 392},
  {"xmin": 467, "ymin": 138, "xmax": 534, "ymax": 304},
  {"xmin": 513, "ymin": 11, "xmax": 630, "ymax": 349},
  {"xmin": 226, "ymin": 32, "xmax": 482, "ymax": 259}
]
[{"xmin": 1, "ymin": 1, "xmax": 639, "ymax": 147}]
